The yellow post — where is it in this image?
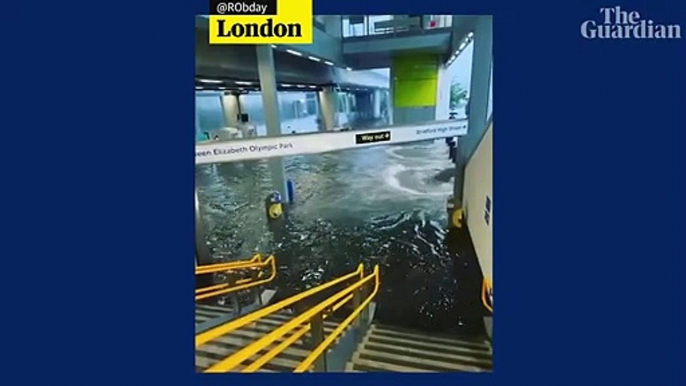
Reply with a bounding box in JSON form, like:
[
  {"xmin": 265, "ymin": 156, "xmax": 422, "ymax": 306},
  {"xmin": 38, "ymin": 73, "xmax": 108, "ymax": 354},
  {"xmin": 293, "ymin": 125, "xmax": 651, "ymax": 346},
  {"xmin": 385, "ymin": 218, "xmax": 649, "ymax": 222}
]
[{"xmin": 451, "ymin": 207, "xmax": 464, "ymax": 228}]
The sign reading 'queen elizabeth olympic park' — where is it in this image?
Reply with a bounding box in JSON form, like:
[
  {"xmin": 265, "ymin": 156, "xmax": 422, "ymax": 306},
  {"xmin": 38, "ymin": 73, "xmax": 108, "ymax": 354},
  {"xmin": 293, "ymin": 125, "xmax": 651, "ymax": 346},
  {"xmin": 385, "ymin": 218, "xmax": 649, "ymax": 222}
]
[{"xmin": 195, "ymin": 119, "xmax": 468, "ymax": 165}]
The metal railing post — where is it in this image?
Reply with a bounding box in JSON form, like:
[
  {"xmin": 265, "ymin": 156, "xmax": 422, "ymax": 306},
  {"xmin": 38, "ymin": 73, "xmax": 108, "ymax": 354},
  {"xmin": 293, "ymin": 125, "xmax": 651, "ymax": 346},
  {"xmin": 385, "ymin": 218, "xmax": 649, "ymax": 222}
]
[
  {"xmin": 226, "ymin": 272, "xmax": 241, "ymax": 315},
  {"xmin": 352, "ymin": 287, "xmax": 362, "ymax": 328},
  {"xmin": 360, "ymin": 284, "xmax": 370, "ymax": 325},
  {"xmin": 309, "ymin": 313, "xmax": 327, "ymax": 372},
  {"xmin": 251, "ymin": 268, "xmax": 262, "ymax": 306}
]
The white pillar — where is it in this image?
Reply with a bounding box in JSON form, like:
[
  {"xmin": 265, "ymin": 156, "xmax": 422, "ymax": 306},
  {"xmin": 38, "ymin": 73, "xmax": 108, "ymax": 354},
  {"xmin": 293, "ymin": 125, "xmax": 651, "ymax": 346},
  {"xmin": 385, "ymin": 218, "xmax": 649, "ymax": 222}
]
[
  {"xmin": 220, "ymin": 93, "xmax": 240, "ymax": 127},
  {"xmin": 256, "ymin": 45, "xmax": 288, "ymax": 199},
  {"xmin": 318, "ymin": 86, "xmax": 338, "ymax": 131}
]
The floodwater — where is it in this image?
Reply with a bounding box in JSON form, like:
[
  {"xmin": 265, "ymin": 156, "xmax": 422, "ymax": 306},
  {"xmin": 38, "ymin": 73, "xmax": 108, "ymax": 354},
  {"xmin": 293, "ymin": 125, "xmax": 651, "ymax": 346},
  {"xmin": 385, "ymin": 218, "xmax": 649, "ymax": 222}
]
[{"xmin": 196, "ymin": 139, "xmax": 482, "ymax": 333}]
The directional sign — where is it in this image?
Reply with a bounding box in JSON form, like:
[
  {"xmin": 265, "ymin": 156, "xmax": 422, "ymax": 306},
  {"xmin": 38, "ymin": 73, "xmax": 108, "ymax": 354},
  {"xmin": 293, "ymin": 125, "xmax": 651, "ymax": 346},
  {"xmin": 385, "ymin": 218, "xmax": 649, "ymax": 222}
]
[
  {"xmin": 355, "ymin": 130, "xmax": 391, "ymax": 145},
  {"xmin": 195, "ymin": 119, "xmax": 468, "ymax": 165}
]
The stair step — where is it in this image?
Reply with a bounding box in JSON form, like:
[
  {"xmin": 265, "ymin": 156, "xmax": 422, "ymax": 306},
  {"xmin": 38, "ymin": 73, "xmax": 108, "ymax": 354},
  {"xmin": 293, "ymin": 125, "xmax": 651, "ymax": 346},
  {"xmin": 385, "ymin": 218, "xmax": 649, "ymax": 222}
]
[
  {"xmin": 357, "ymin": 348, "xmax": 487, "ymax": 372},
  {"xmin": 245, "ymin": 320, "xmax": 338, "ymax": 335},
  {"xmin": 363, "ymin": 342, "xmax": 493, "ymax": 369},
  {"xmin": 195, "ymin": 309, "xmax": 228, "ymax": 318},
  {"xmin": 375, "ymin": 323, "xmax": 489, "ymax": 344},
  {"xmin": 351, "ymin": 356, "xmax": 432, "ymax": 372},
  {"xmin": 367, "ymin": 335, "xmax": 493, "ymax": 361},
  {"xmin": 370, "ymin": 325, "xmax": 491, "ymax": 351},
  {"xmin": 366, "ymin": 332, "xmax": 491, "ymax": 359},
  {"xmin": 360, "ymin": 341, "xmax": 492, "ymax": 369},
  {"xmin": 196, "ymin": 315, "xmax": 214, "ymax": 323},
  {"xmin": 196, "ymin": 304, "xmax": 234, "ymax": 313},
  {"xmin": 196, "ymin": 326, "xmax": 348, "ymax": 372},
  {"xmin": 196, "ymin": 341, "xmax": 305, "ymax": 372},
  {"xmin": 216, "ymin": 325, "xmax": 346, "ymax": 353},
  {"xmin": 260, "ymin": 313, "xmax": 339, "ymax": 328},
  {"xmin": 209, "ymin": 334, "xmax": 311, "ymax": 360}
]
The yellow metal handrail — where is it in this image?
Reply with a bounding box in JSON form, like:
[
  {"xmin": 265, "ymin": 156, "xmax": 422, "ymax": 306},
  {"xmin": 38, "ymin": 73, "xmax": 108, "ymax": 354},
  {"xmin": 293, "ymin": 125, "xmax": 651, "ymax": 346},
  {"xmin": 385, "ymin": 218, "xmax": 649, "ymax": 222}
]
[
  {"xmin": 195, "ymin": 254, "xmax": 262, "ymax": 275},
  {"xmin": 481, "ymin": 278, "xmax": 493, "ymax": 313},
  {"xmin": 196, "ymin": 263, "xmax": 380, "ymax": 372},
  {"xmin": 196, "ymin": 264, "xmax": 364, "ymax": 347},
  {"xmin": 295, "ymin": 265, "xmax": 380, "ymax": 372},
  {"xmin": 195, "ymin": 255, "xmax": 276, "ymax": 301},
  {"xmin": 243, "ymin": 292, "xmax": 354, "ymax": 372}
]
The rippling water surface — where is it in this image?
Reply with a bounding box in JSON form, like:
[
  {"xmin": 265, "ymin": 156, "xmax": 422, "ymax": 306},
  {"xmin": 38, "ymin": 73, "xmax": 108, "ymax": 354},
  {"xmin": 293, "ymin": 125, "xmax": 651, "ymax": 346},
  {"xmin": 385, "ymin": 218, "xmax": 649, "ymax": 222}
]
[{"xmin": 196, "ymin": 139, "xmax": 472, "ymax": 332}]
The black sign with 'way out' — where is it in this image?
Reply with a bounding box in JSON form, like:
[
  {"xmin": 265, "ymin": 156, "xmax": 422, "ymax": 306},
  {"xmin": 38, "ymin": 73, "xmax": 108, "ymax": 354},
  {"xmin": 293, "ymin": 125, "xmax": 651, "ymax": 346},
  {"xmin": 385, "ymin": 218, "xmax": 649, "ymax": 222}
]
[{"xmin": 355, "ymin": 130, "xmax": 391, "ymax": 145}]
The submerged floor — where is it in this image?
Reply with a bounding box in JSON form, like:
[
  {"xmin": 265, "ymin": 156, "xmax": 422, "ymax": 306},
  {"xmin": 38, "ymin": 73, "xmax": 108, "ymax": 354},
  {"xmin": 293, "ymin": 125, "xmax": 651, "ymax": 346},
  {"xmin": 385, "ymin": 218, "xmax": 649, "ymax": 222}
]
[{"xmin": 196, "ymin": 139, "xmax": 486, "ymax": 335}]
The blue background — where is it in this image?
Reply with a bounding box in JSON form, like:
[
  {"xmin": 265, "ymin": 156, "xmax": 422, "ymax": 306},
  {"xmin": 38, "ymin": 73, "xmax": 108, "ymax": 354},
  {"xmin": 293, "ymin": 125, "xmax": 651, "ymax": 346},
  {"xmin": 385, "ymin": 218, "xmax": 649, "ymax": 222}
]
[{"xmin": 0, "ymin": 0, "xmax": 683, "ymax": 384}]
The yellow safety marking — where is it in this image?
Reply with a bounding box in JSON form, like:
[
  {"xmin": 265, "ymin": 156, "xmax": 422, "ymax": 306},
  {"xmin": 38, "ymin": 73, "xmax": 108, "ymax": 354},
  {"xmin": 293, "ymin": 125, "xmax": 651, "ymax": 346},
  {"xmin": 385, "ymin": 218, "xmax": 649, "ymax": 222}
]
[
  {"xmin": 268, "ymin": 203, "xmax": 283, "ymax": 219},
  {"xmin": 452, "ymin": 208, "xmax": 463, "ymax": 228}
]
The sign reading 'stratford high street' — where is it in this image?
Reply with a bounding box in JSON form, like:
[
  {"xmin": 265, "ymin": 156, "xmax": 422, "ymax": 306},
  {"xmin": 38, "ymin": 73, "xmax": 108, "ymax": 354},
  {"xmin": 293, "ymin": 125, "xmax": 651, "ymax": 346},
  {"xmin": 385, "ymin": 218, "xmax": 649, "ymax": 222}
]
[
  {"xmin": 208, "ymin": 0, "xmax": 312, "ymax": 44},
  {"xmin": 581, "ymin": 6, "xmax": 681, "ymax": 39}
]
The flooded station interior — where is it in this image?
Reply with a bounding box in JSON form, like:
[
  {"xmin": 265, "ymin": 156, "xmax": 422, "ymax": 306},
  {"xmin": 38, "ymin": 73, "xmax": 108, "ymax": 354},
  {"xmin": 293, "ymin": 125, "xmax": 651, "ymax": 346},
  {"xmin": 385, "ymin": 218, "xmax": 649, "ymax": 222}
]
[{"xmin": 194, "ymin": 15, "xmax": 493, "ymax": 373}]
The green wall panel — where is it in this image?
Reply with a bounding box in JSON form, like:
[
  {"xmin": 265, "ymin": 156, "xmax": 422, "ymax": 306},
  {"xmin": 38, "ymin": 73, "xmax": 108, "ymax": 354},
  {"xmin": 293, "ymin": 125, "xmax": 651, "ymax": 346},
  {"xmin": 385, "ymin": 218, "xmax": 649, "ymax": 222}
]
[{"xmin": 392, "ymin": 54, "xmax": 439, "ymax": 108}]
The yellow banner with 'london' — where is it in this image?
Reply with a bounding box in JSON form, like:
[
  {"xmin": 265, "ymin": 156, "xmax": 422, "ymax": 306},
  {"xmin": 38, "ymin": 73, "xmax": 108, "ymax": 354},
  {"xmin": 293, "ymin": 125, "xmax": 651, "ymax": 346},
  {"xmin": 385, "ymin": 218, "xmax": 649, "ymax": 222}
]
[{"xmin": 208, "ymin": 0, "xmax": 312, "ymax": 44}]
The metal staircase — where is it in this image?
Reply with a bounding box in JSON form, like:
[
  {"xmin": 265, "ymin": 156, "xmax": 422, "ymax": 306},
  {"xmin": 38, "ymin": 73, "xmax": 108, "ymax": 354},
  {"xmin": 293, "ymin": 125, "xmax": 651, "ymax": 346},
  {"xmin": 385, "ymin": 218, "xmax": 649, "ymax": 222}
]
[
  {"xmin": 194, "ymin": 260, "xmax": 492, "ymax": 373},
  {"xmin": 196, "ymin": 310, "xmax": 347, "ymax": 372},
  {"xmin": 347, "ymin": 324, "xmax": 492, "ymax": 372}
]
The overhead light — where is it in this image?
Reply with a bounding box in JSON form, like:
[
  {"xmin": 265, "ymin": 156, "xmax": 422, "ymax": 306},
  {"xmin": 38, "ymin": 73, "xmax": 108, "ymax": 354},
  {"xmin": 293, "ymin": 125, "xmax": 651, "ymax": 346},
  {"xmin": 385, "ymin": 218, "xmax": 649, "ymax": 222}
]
[
  {"xmin": 346, "ymin": 67, "xmax": 353, "ymax": 71},
  {"xmin": 238, "ymin": 87, "xmax": 245, "ymax": 90},
  {"xmin": 198, "ymin": 79, "xmax": 222, "ymax": 84},
  {"xmin": 307, "ymin": 85, "xmax": 317, "ymax": 88},
  {"xmin": 271, "ymin": 44, "xmax": 277, "ymax": 48},
  {"xmin": 296, "ymin": 84, "xmax": 306, "ymax": 88},
  {"xmin": 308, "ymin": 56, "xmax": 321, "ymax": 62},
  {"xmin": 235, "ymin": 81, "xmax": 253, "ymax": 85},
  {"xmin": 195, "ymin": 87, "xmax": 204, "ymax": 90},
  {"xmin": 281, "ymin": 83, "xmax": 293, "ymax": 87},
  {"xmin": 324, "ymin": 61, "xmax": 334, "ymax": 66},
  {"xmin": 286, "ymin": 49, "xmax": 302, "ymax": 56},
  {"xmin": 468, "ymin": 32, "xmax": 474, "ymax": 38},
  {"xmin": 459, "ymin": 42, "xmax": 467, "ymax": 50},
  {"xmin": 218, "ymin": 86, "xmax": 226, "ymax": 90}
]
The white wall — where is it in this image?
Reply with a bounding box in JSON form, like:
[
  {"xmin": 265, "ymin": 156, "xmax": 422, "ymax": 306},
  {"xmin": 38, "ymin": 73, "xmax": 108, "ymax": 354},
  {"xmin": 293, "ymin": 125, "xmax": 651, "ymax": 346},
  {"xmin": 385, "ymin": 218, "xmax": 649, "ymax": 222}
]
[{"xmin": 462, "ymin": 121, "xmax": 493, "ymax": 283}]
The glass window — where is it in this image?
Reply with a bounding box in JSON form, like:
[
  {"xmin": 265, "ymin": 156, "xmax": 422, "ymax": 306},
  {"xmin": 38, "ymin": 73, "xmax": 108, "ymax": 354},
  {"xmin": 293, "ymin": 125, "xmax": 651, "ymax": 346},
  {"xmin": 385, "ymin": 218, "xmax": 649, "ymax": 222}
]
[
  {"xmin": 435, "ymin": 40, "xmax": 474, "ymax": 121},
  {"xmin": 240, "ymin": 91, "xmax": 320, "ymax": 135},
  {"xmin": 195, "ymin": 93, "xmax": 225, "ymax": 133}
]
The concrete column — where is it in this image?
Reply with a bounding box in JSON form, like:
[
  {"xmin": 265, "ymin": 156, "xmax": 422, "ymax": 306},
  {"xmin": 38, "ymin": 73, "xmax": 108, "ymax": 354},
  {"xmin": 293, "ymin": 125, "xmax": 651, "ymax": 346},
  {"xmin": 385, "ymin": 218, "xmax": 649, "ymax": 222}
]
[
  {"xmin": 318, "ymin": 86, "xmax": 337, "ymax": 131},
  {"xmin": 372, "ymin": 89, "xmax": 382, "ymax": 119},
  {"xmin": 324, "ymin": 16, "xmax": 342, "ymax": 38},
  {"xmin": 221, "ymin": 93, "xmax": 241, "ymax": 127},
  {"xmin": 256, "ymin": 45, "xmax": 288, "ymax": 199},
  {"xmin": 195, "ymin": 101, "xmax": 203, "ymax": 141},
  {"xmin": 388, "ymin": 66, "xmax": 394, "ymax": 125},
  {"xmin": 453, "ymin": 15, "xmax": 493, "ymax": 203}
]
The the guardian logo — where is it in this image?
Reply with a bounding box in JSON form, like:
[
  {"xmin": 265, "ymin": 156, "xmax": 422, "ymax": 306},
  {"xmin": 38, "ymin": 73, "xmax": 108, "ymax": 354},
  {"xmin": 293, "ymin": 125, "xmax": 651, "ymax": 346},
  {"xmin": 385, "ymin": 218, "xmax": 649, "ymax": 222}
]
[{"xmin": 581, "ymin": 6, "xmax": 681, "ymax": 39}]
